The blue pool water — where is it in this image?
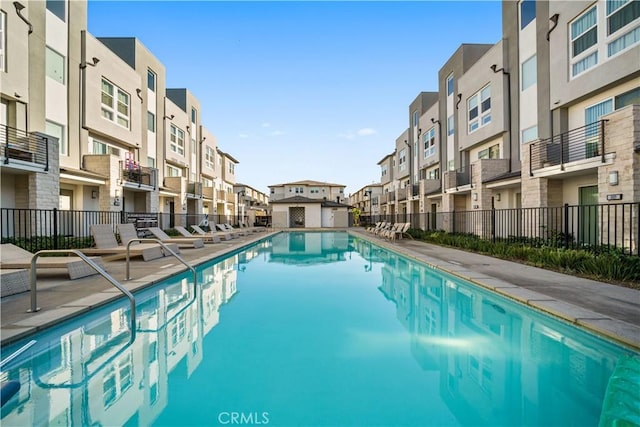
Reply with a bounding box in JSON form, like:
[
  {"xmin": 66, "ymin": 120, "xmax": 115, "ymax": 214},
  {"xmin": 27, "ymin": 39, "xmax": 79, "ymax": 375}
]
[{"xmin": 1, "ymin": 231, "xmax": 638, "ymax": 426}]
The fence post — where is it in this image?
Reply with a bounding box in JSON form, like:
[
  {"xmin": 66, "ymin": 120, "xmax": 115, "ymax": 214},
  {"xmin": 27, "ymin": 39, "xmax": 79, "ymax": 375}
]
[
  {"xmin": 52, "ymin": 207, "xmax": 58, "ymax": 250},
  {"xmin": 563, "ymin": 203, "xmax": 569, "ymax": 250},
  {"xmin": 491, "ymin": 198, "xmax": 496, "ymax": 243}
]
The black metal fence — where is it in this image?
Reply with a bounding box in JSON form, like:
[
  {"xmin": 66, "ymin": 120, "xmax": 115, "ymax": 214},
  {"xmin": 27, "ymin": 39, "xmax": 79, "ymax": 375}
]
[
  {"xmin": 0, "ymin": 209, "xmax": 271, "ymax": 252},
  {"xmin": 361, "ymin": 202, "xmax": 639, "ymax": 255}
]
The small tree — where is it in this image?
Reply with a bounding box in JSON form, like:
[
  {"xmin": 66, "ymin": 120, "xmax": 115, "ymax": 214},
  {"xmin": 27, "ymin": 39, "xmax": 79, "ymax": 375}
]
[{"xmin": 351, "ymin": 207, "xmax": 362, "ymax": 226}]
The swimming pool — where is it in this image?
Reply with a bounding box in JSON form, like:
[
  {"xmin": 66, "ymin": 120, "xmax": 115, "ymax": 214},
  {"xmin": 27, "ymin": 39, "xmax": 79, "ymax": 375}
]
[{"xmin": 1, "ymin": 231, "xmax": 638, "ymax": 426}]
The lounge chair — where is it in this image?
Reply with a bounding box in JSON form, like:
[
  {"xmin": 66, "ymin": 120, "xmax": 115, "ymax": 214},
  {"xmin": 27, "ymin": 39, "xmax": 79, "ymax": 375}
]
[
  {"xmin": 140, "ymin": 226, "xmax": 205, "ymax": 248},
  {"xmin": 82, "ymin": 224, "xmax": 177, "ymax": 261},
  {"xmin": 214, "ymin": 224, "xmax": 241, "ymax": 238},
  {"xmin": 191, "ymin": 225, "xmax": 234, "ymax": 241},
  {"xmin": 0, "ymin": 243, "xmax": 105, "ymax": 280},
  {"xmin": 0, "ymin": 268, "xmax": 29, "ymax": 297},
  {"xmin": 239, "ymin": 221, "xmax": 263, "ymax": 233},
  {"xmin": 222, "ymin": 223, "xmax": 248, "ymax": 237},
  {"xmin": 389, "ymin": 223, "xmax": 412, "ymax": 241},
  {"xmin": 174, "ymin": 225, "xmax": 221, "ymax": 243}
]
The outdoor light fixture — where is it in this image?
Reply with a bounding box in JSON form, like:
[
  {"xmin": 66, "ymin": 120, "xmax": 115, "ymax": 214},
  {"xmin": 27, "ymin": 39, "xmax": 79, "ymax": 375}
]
[
  {"xmin": 496, "ymin": 193, "xmax": 501, "ymax": 202},
  {"xmin": 164, "ymin": 114, "xmax": 175, "ymax": 120},
  {"xmin": 91, "ymin": 190, "xmax": 98, "ymax": 199},
  {"xmin": 80, "ymin": 57, "xmax": 100, "ymax": 69},
  {"xmin": 609, "ymin": 171, "xmax": 619, "ymax": 186},
  {"xmin": 473, "ymin": 193, "xmax": 478, "ymax": 201},
  {"xmin": 115, "ymin": 189, "xmax": 120, "ymax": 198},
  {"xmin": 13, "ymin": 2, "xmax": 33, "ymax": 34}
]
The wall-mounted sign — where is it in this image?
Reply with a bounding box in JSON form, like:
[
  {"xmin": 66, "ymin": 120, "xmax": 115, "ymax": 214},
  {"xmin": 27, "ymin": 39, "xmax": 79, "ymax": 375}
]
[{"xmin": 606, "ymin": 194, "xmax": 623, "ymax": 201}]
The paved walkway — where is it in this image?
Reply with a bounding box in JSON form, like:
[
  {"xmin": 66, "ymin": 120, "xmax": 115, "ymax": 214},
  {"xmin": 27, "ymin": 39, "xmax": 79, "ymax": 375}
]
[{"xmin": 2, "ymin": 228, "xmax": 639, "ymax": 350}]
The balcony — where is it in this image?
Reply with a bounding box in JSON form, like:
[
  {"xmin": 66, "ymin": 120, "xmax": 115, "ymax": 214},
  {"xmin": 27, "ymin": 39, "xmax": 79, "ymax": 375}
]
[
  {"xmin": 421, "ymin": 179, "xmax": 441, "ymax": 195},
  {"xmin": 186, "ymin": 182, "xmax": 202, "ymax": 198},
  {"xmin": 530, "ymin": 120, "xmax": 606, "ymax": 175},
  {"xmin": 444, "ymin": 165, "xmax": 472, "ymax": 191},
  {"xmin": 217, "ymin": 189, "xmax": 234, "ymax": 203},
  {"xmin": 120, "ymin": 161, "xmax": 157, "ymax": 189},
  {"xmin": 0, "ymin": 124, "xmax": 49, "ymax": 172},
  {"xmin": 398, "ymin": 188, "xmax": 407, "ymax": 201},
  {"xmin": 202, "ymin": 186, "xmax": 215, "ymax": 200},
  {"xmin": 387, "ymin": 190, "xmax": 396, "ymax": 204}
]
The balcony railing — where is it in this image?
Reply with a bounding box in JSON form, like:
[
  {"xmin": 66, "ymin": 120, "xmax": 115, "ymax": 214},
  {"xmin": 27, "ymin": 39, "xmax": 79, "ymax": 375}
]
[
  {"xmin": 422, "ymin": 178, "xmax": 441, "ymax": 195},
  {"xmin": 119, "ymin": 161, "xmax": 157, "ymax": 188},
  {"xmin": 398, "ymin": 188, "xmax": 407, "ymax": 201},
  {"xmin": 530, "ymin": 120, "xmax": 606, "ymax": 175},
  {"xmin": 412, "ymin": 184, "xmax": 420, "ymax": 197},
  {"xmin": 1, "ymin": 124, "xmax": 49, "ymax": 171},
  {"xmin": 186, "ymin": 182, "xmax": 202, "ymax": 197}
]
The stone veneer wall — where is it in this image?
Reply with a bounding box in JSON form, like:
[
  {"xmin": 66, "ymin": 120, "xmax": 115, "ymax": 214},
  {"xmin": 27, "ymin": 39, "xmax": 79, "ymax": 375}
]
[
  {"xmin": 29, "ymin": 133, "xmax": 60, "ymax": 210},
  {"xmin": 84, "ymin": 154, "xmax": 122, "ymax": 212},
  {"xmin": 598, "ymin": 105, "xmax": 639, "ymax": 252}
]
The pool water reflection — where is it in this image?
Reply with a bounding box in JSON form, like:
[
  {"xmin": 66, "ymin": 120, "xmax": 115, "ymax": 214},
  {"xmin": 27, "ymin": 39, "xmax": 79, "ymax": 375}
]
[{"xmin": 1, "ymin": 232, "xmax": 637, "ymax": 426}]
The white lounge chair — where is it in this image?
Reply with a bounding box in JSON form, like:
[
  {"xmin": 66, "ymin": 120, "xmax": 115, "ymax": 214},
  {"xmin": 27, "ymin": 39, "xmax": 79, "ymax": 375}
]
[
  {"xmin": 214, "ymin": 224, "xmax": 241, "ymax": 238},
  {"xmin": 174, "ymin": 226, "xmax": 221, "ymax": 243},
  {"xmin": 0, "ymin": 243, "xmax": 105, "ymax": 280},
  {"xmin": 191, "ymin": 225, "xmax": 234, "ymax": 241},
  {"xmin": 139, "ymin": 226, "xmax": 205, "ymax": 249}
]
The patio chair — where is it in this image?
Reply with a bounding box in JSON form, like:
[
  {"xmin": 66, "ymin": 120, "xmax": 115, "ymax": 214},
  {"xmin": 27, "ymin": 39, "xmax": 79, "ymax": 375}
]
[
  {"xmin": 389, "ymin": 223, "xmax": 412, "ymax": 241},
  {"xmin": 380, "ymin": 223, "xmax": 401, "ymax": 239},
  {"xmin": 82, "ymin": 224, "xmax": 176, "ymax": 261},
  {"xmin": 174, "ymin": 225, "xmax": 221, "ymax": 243},
  {"xmin": 0, "ymin": 243, "xmax": 105, "ymax": 280},
  {"xmin": 223, "ymin": 223, "xmax": 249, "ymax": 236},
  {"xmin": 214, "ymin": 224, "xmax": 241, "ymax": 238},
  {"xmin": 0, "ymin": 268, "xmax": 29, "ymax": 297},
  {"xmin": 140, "ymin": 226, "xmax": 205, "ymax": 249},
  {"xmin": 239, "ymin": 221, "xmax": 263, "ymax": 233},
  {"xmin": 191, "ymin": 225, "xmax": 234, "ymax": 241}
]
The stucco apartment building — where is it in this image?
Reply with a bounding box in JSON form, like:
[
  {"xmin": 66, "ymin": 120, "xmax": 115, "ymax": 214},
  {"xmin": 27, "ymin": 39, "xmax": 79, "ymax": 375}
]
[
  {"xmin": 0, "ymin": 0, "xmax": 261, "ymax": 225},
  {"xmin": 359, "ymin": 0, "xmax": 638, "ymax": 245}
]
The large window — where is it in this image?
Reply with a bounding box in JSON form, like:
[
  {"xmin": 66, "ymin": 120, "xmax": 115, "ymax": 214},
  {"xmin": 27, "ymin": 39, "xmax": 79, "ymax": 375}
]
[
  {"xmin": 169, "ymin": 125, "xmax": 184, "ymax": 155},
  {"xmin": 147, "ymin": 69, "xmax": 156, "ymax": 92},
  {"xmin": 45, "ymin": 120, "xmax": 66, "ymax": 156},
  {"xmin": 381, "ymin": 164, "xmax": 388, "ymax": 177},
  {"xmin": 413, "ymin": 111, "xmax": 418, "ymax": 128},
  {"xmin": 614, "ymin": 86, "xmax": 640, "ymax": 108},
  {"xmin": 570, "ymin": 6, "xmax": 598, "ymax": 76},
  {"xmin": 478, "ymin": 144, "xmax": 500, "ymax": 159},
  {"xmin": 166, "ymin": 165, "xmax": 181, "ymax": 177},
  {"xmin": 205, "ymin": 146, "xmax": 215, "ymax": 169},
  {"xmin": 423, "ymin": 127, "xmax": 436, "ymax": 158},
  {"xmin": 101, "ymin": 79, "xmax": 130, "ymax": 129},
  {"xmin": 191, "ymin": 107, "xmax": 197, "ymax": 123},
  {"xmin": 228, "ymin": 162, "xmax": 234, "ymax": 174},
  {"xmin": 521, "ymin": 125, "xmax": 538, "ymax": 143},
  {"xmin": 521, "ymin": 54, "xmax": 537, "ymax": 90},
  {"xmin": 520, "ymin": 0, "xmax": 536, "ymax": 30},
  {"xmin": 46, "ymin": 0, "xmax": 66, "ymax": 21},
  {"xmin": 46, "ymin": 47, "xmax": 65, "ymax": 84},
  {"xmin": 0, "ymin": 11, "xmax": 5, "ymax": 72},
  {"xmin": 468, "ymin": 85, "xmax": 491, "ymax": 133},
  {"xmin": 607, "ymin": 0, "xmax": 640, "ymax": 35}
]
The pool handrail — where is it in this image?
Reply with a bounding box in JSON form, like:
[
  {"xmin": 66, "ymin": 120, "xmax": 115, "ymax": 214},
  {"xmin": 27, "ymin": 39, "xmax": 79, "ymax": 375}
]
[
  {"xmin": 125, "ymin": 238, "xmax": 197, "ymax": 286},
  {"xmin": 0, "ymin": 340, "xmax": 36, "ymax": 369},
  {"xmin": 28, "ymin": 250, "xmax": 136, "ymax": 340}
]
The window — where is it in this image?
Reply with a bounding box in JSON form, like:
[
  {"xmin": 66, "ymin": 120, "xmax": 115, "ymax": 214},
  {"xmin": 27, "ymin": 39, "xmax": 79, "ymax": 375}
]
[
  {"xmin": 520, "ymin": 0, "xmax": 536, "ymax": 30},
  {"xmin": 423, "ymin": 127, "xmax": 436, "ymax": 158},
  {"xmin": 310, "ymin": 188, "xmax": 320, "ymax": 194},
  {"xmin": 147, "ymin": 111, "xmax": 155, "ymax": 132},
  {"xmin": 294, "ymin": 187, "xmax": 304, "ymax": 194},
  {"xmin": 447, "ymin": 115, "xmax": 455, "ymax": 136},
  {"xmin": 521, "ymin": 125, "xmax": 538, "ymax": 143},
  {"xmin": 570, "ymin": 7, "xmax": 598, "ymax": 76},
  {"xmin": 46, "ymin": 47, "xmax": 65, "ymax": 84},
  {"xmin": 166, "ymin": 165, "xmax": 181, "ymax": 177},
  {"xmin": 205, "ymin": 146, "xmax": 215, "ymax": 169},
  {"xmin": 147, "ymin": 157, "xmax": 155, "ymax": 168},
  {"xmin": 228, "ymin": 162, "xmax": 234, "ymax": 174},
  {"xmin": 413, "ymin": 111, "xmax": 418, "ymax": 128},
  {"xmin": 147, "ymin": 69, "xmax": 156, "ymax": 92},
  {"xmin": 0, "ymin": 11, "xmax": 6, "ymax": 72},
  {"xmin": 468, "ymin": 85, "xmax": 491, "ymax": 133},
  {"xmin": 101, "ymin": 79, "xmax": 130, "ymax": 128},
  {"xmin": 521, "ymin": 54, "xmax": 537, "ymax": 90},
  {"xmin": 607, "ymin": 0, "xmax": 640, "ymax": 35},
  {"xmin": 46, "ymin": 0, "xmax": 65, "ymax": 21},
  {"xmin": 446, "ymin": 74, "xmax": 454, "ymax": 96},
  {"xmin": 398, "ymin": 148, "xmax": 407, "ymax": 171},
  {"xmin": 191, "ymin": 107, "xmax": 197, "ymax": 123},
  {"xmin": 45, "ymin": 121, "xmax": 66, "ymax": 156},
  {"xmin": 615, "ymin": 87, "xmax": 640, "ymax": 108},
  {"xmin": 478, "ymin": 144, "xmax": 500, "ymax": 159},
  {"xmin": 170, "ymin": 125, "xmax": 184, "ymax": 155},
  {"xmin": 426, "ymin": 168, "xmax": 439, "ymax": 180},
  {"xmin": 91, "ymin": 139, "xmax": 120, "ymax": 156},
  {"xmin": 585, "ymin": 99, "xmax": 614, "ymax": 125},
  {"xmin": 202, "ymin": 177, "xmax": 213, "ymax": 187},
  {"xmin": 381, "ymin": 164, "xmax": 388, "ymax": 176},
  {"xmin": 608, "ymin": 26, "xmax": 640, "ymax": 56}
]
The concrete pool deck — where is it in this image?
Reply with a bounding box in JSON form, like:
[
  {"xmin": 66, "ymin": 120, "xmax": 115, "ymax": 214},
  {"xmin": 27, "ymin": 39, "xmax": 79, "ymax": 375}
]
[{"xmin": 1, "ymin": 228, "xmax": 639, "ymax": 351}]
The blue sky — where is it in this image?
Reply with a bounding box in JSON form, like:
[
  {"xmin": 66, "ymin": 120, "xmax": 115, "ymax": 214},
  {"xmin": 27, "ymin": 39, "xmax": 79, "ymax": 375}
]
[{"xmin": 88, "ymin": 1, "xmax": 503, "ymax": 195}]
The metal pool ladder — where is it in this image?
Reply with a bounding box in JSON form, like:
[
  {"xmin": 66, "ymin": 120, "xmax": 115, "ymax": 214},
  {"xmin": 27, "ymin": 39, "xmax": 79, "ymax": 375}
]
[{"xmin": 124, "ymin": 238, "xmax": 197, "ymax": 285}]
